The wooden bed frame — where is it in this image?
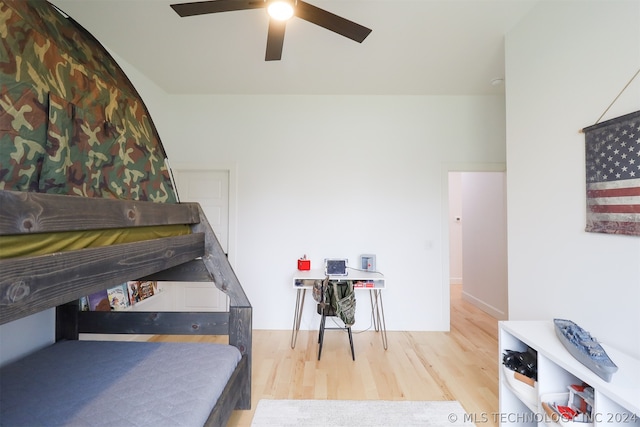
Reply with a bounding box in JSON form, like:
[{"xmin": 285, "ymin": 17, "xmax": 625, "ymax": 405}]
[{"xmin": 0, "ymin": 189, "xmax": 252, "ymax": 426}]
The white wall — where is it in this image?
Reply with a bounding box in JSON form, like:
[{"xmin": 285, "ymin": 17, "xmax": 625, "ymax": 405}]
[
  {"xmin": 0, "ymin": 310, "xmax": 54, "ymax": 367},
  {"xmin": 156, "ymin": 94, "xmax": 506, "ymax": 331},
  {"xmin": 461, "ymin": 172, "xmax": 508, "ymax": 320},
  {"xmin": 505, "ymin": 0, "xmax": 640, "ymax": 357}
]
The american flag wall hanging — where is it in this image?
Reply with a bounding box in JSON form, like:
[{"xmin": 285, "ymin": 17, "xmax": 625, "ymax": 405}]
[{"xmin": 583, "ymin": 110, "xmax": 640, "ymax": 236}]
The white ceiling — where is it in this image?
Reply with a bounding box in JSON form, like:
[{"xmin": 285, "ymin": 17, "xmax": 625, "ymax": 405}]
[{"xmin": 49, "ymin": 0, "xmax": 538, "ymax": 96}]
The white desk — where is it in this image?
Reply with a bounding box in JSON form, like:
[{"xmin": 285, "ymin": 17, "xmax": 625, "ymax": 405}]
[{"xmin": 291, "ymin": 269, "xmax": 387, "ymax": 350}]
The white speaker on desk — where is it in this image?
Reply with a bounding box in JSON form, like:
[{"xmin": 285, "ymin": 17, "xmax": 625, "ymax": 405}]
[{"xmin": 360, "ymin": 254, "xmax": 376, "ymax": 271}]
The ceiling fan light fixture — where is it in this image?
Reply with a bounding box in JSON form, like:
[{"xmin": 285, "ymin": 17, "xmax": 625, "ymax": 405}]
[
  {"xmin": 172, "ymin": 0, "xmax": 372, "ymax": 61},
  {"xmin": 267, "ymin": 0, "xmax": 294, "ymax": 21}
]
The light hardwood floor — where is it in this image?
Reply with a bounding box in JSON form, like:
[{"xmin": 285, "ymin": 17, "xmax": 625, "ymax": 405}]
[{"xmin": 151, "ymin": 284, "xmax": 499, "ymax": 426}]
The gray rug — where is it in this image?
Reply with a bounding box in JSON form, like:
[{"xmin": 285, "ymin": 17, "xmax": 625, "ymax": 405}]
[{"xmin": 250, "ymin": 399, "xmax": 476, "ymax": 426}]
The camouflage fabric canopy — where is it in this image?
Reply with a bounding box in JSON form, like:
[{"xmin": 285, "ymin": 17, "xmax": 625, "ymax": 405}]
[{"xmin": 0, "ymin": 0, "xmax": 177, "ymax": 203}]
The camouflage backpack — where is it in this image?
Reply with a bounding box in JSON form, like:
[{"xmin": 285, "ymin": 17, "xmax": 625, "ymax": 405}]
[
  {"xmin": 332, "ymin": 281, "xmax": 356, "ymax": 327},
  {"xmin": 312, "ymin": 278, "xmax": 326, "ymax": 303}
]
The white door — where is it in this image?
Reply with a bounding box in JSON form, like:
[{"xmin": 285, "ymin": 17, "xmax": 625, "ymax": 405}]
[
  {"xmin": 160, "ymin": 169, "xmax": 230, "ymax": 311},
  {"xmin": 174, "ymin": 170, "xmax": 229, "ymax": 253}
]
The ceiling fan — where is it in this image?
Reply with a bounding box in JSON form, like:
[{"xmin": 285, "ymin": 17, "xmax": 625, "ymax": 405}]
[{"xmin": 170, "ymin": 0, "xmax": 372, "ymax": 61}]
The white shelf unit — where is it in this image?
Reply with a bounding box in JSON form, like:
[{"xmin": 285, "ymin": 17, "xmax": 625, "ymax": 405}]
[{"xmin": 499, "ymin": 321, "xmax": 640, "ymax": 427}]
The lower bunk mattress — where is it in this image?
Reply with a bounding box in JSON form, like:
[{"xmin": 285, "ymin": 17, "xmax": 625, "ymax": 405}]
[{"xmin": 0, "ymin": 340, "xmax": 241, "ymax": 426}]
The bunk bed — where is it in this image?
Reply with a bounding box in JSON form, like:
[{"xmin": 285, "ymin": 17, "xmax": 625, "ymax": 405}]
[
  {"xmin": 0, "ymin": 189, "xmax": 252, "ymax": 426},
  {"xmin": 0, "ymin": 1, "xmax": 251, "ymax": 425}
]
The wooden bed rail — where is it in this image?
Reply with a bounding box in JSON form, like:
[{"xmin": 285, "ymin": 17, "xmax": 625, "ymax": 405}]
[
  {"xmin": 0, "ymin": 190, "xmax": 204, "ymax": 324},
  {"xmin": 0, "ymin": 189, "xmax": 200, "ymax": 234},
  {"xmin": 0, "ymin": 233, "xmax": 204, "ymax": 324}
]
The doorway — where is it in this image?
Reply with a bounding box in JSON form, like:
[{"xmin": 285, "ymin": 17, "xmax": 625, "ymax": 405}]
[{"xmin": 448, "ymin": 171, "xmax": 508, "ymax": 321}]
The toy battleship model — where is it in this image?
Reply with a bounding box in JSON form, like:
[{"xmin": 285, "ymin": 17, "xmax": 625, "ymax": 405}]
[{"xmin": 554, "ymin": 318, "xmax": 618, "ymax": 382}]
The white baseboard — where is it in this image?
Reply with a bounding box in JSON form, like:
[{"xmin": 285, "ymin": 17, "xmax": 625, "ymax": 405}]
[
  {"xmin": 461, "ymin": 290, "xmax": 507, "ymax": 320},
  {"xmin": 449, "ymin": 277, "xmax": 463, "ymax": 286}
]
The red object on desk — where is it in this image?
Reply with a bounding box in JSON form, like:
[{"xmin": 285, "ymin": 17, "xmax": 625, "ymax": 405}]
[{"xmin": 297, "ymin": 259, "xmax": 310, "ymax": 270}]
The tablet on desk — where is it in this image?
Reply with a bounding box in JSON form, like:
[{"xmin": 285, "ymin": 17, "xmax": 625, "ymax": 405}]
[{"xmin": 324, "ymin": 258, "xmax": 348, "ymax": 276}]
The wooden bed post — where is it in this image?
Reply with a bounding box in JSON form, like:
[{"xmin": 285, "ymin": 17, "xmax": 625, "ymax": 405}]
[
  {"xmin": 56, "ymin": 302, "xmax": 79, "ymax": 341},
  {"xmin": 229, "ymin": 306, "xmax": 252, "ymax": 409},
  {"xmin": 192, "ymin": 205, "xmax": 253, "ymax": 410}
]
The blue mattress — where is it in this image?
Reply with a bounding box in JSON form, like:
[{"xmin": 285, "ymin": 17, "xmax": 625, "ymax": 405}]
[{"xmin": 0, "ymin": 340, "xmax": 241, "ymax": 426}]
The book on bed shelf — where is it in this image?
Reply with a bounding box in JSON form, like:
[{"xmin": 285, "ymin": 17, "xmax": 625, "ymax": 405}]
[
  {"xmin": 79, "ymin": 296, "xmax": 90, "ymax": 311},
  {"xmin": 87, "ymin": 289, "xmax": 110, "ymax": 311},
  {"xmin": 127, "ymin": 280, "xmax": 157, "ymax": 306},
  {"xmin": 108, "ymin": 284, "xmax": 130, "ymax": 311},
  {"xmin": 79, "ymin": 281, "xmax": 158, "ymax": 311}
]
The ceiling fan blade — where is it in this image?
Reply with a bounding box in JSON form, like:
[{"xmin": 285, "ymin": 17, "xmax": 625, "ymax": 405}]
[
  {"xmin": 171, "ymin": 0, "xmax": 264, "ymax": 17},
  {"xmin": 265, "ymin": 19, "xmax": 286, "ymax": 61},
  {"xmin": 295, "ymin": 0, "xmax": 371, "ymax": 43}
]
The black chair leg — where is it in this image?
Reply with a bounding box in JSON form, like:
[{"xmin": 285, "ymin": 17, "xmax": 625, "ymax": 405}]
[
  {"xmin": 347, "ymin": 327, "xmax": 355, "ymax": 360},
  {"xmin": 318, "ymin": 313, "xmax": 325, "ymax": 360},
  {"xmin": 317, "ymin": 308, "xmax": 355, "ymax": 361}
]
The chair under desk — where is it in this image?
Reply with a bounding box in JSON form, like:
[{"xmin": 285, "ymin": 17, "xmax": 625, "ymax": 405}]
[{"xmin": 291, "ymin": 269, "xmax": 388, "ymax": 350}]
